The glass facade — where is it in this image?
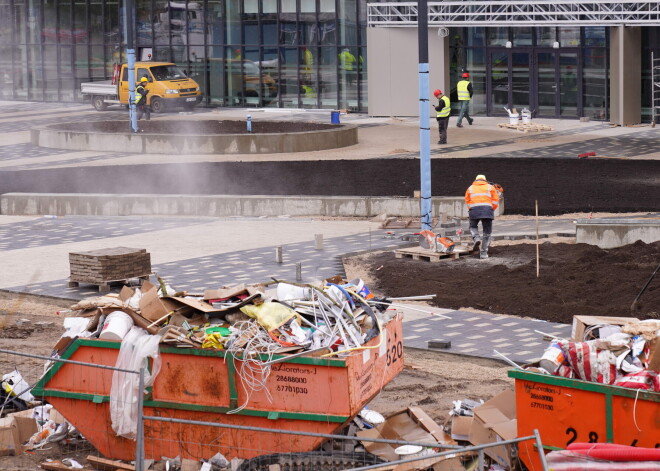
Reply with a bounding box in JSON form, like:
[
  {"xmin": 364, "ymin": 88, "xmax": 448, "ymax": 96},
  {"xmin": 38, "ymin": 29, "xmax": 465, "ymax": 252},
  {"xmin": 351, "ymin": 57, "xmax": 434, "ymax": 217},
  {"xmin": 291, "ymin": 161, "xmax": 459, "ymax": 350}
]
[
  {"xmin": 449, "ymin": 26, "xmax": 610, "ymax": 120},
  {"xmin": 0, "ymin": 0, "xmax": 367, "ymax": 111}
]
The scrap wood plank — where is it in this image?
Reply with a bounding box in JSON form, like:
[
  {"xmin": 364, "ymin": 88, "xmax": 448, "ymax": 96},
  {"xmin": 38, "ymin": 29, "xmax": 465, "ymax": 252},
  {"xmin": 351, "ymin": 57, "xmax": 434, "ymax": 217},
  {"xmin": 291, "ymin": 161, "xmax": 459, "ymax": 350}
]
[
  {"xmin": 87, "ymin": 456, "xmax": 135, "ymax": 471},
  {"xmin": 394, "ymin": 245, "xmax": 471, "ymax": 262},
  {"xmin": 380, "ymin": 217, "xmax": 414, "ymax": 229},
  {"xmin": 41, "ymin": 462, "xmax": 94, "ymax": 471}
]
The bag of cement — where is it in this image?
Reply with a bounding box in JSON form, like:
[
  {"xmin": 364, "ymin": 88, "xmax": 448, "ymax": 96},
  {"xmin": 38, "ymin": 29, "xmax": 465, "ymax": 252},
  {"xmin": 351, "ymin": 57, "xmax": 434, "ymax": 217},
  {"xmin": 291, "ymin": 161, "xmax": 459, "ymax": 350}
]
[
  {"xmin": 2, "ymin": 369, "xmax": 35, "ymax": 403},
  {"xmin": 240, "ymin": 302, "xmax": 297, "ymax": 332}
]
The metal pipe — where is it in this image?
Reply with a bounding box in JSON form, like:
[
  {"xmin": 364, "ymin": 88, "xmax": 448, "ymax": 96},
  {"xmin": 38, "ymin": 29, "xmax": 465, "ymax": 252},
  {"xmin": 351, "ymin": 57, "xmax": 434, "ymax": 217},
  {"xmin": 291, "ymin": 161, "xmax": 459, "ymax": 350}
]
[
  {"xmin": 143, "ymin": 415, "xmax": 460, "ymax": 449},
  {"xmin": 534, "ymin": 429, "xmax": 549, "ymax": 471},
  {"xmin": 136, "ymin": 367, "xmax": 145, "ymax": 471},
  {"xmin": 418, "ymin": 0, "xmax": 432, "ymax": 231},
  {"xmin": 0, "ymin": 349, "xmax": 139, "ymax": 374}
]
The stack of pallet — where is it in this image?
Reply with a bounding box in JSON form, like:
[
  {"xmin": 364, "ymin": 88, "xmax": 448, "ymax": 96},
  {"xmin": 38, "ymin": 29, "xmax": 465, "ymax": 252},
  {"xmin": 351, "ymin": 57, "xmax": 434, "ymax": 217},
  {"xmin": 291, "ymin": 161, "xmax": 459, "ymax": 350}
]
[
  {"xmin": 69, "ymin": 247, "xmax": 151, "ymax": 291},
  {"xmin": 497, "ymin": 122, "xmax": 554, "ymax": 132}
]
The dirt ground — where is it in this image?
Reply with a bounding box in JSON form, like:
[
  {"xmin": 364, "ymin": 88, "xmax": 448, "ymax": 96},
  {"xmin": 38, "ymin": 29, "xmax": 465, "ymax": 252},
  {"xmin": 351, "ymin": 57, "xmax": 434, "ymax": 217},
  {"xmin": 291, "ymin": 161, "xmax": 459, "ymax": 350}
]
[
  {"xmin": 54, "ymin": 120, "xmax": 336, "ymax": 134},
  {"xmin": 354, "ymin": 240, "xmax": 660, "ymax": 323},
  {"xmin": 0, "ymin": 288, "xmax": 513, "ymax": 469}
]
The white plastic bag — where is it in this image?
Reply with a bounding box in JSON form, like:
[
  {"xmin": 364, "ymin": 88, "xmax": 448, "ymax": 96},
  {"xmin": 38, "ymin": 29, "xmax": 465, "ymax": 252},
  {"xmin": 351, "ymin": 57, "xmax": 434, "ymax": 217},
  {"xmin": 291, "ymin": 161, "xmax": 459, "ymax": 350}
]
[
  {"xmin": 2, "ymin": 369, "xmax": 35, "ymax": 403},
  {"xmin": 110, "ymin": 327, "xmax": 162, "ymax": 439}
]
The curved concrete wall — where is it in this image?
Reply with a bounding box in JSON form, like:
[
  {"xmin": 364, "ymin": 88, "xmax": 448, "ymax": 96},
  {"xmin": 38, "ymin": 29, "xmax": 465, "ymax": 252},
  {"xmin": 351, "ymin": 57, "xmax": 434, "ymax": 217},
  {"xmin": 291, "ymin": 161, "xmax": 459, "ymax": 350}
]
[
  {"xmin": 30, "ymin": 124, "xmax": 358, "ymax": 154},
  {"xmin": 0, "ymin": 193, "xmax": 504, "ymax": 218}
]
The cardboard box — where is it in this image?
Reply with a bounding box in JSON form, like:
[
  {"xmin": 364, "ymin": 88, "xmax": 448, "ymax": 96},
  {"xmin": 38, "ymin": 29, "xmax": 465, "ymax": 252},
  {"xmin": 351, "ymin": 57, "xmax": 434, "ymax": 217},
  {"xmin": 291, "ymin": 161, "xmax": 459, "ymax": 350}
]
[
  {"xmin": 571, "ymin": 315, "xmax": 639, "ymax": 342},
  {"xmin": 433, "ymin": 457, "xmax": 468, "ymax": 471},
  {"xmin": 450, "ymin": 416, "xmax": 473, "ymax": 441},
  {"xmin": 356, "ymin": 408, "xmax": 450, "ymax": 471},
  {"xmin": 0, "ymin": 416, "xmax": 38, "ymax": 456},
  {"xmin": 469, "ymin": 390, "xmax": 517, "ymax": 469},
  {"xmin": 647, "ymin": 335, "xmax": 660, "ymax": 372}
]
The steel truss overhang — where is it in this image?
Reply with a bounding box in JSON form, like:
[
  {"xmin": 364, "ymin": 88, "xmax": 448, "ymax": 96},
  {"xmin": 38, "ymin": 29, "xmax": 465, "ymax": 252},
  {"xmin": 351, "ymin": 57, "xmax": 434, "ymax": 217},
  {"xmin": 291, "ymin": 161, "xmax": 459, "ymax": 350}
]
[{"xmin": 368, "ymin": 1, "xmax": 660, "ymax": 27}]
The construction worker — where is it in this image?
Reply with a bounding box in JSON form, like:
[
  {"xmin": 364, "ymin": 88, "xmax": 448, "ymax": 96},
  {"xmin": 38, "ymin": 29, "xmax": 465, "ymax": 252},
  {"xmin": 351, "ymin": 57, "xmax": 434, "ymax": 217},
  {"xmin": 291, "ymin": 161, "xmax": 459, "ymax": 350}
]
[
  {"xmin": 135, "ymin": 76, "xmax": 150, "ymax": 121},
  {"xmin": 434, "ymin": 89, "xmax": 450, "ymax": 145},
  {"xmin": 456, "ymin": 72, "xmax": 474, "ymax": 128},
  {"xmin": 465, "ymin": 175, "xmax": 499, "ymax": 259},
  {"xmin": 339, "ymin": 47, "xmax": 357, "ymax": 85}
]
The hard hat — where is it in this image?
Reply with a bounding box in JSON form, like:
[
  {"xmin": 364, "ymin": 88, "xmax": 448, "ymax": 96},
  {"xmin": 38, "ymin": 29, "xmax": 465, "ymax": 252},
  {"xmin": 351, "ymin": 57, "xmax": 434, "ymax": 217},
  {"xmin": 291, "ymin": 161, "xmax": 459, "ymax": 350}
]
[
  {"xmin": 140, "ymin": 76, "xmax": 148, "ymax": 82},
  {"xmin": 433, "ymin": 89, "xmax": 442, "ymax": 97},
  {"xmin": 462, "ymin": 72, "xmax": 470, "ymax": 78},
  {"xmin": 475, "ymin": 174, "xmax": 487, "ymax": 181}
]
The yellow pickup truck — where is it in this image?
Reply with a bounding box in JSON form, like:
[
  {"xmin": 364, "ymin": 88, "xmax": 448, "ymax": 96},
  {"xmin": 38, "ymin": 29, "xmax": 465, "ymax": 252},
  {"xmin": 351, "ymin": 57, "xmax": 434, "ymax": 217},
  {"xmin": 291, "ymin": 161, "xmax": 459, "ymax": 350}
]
[{"xmin": 81, "ymin": 62, "xmax": 202, "ymax": 112}]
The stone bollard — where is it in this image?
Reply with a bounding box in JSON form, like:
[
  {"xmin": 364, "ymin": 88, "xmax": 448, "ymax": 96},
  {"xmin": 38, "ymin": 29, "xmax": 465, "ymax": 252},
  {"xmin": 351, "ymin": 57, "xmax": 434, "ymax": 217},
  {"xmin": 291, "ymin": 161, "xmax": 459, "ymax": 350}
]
[
  {"xmin": 275, "ymin": 246, "xmax": 283, "ymax": 263},
  {"xmin": 315, "ymin": 234, "xmax": 323, "ymax": 250}
]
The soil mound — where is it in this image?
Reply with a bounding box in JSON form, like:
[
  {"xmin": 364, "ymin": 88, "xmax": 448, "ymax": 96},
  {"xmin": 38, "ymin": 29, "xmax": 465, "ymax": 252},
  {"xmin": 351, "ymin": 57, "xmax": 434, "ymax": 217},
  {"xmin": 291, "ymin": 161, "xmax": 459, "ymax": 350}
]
[
  {"xmin": 364, "ymin": 241, "xmax": 660, "ymax": 324},
  {"xmin": 53, "ymin": 120, "xmax": 336, "ymax": 135}
]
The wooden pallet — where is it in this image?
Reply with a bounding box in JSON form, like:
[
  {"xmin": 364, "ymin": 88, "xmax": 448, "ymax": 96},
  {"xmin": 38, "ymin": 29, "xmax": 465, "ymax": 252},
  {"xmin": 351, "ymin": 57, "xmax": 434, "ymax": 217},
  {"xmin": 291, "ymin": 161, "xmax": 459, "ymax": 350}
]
[
  {"xmin": 497, "ymin": 122, "xmax": 554, "ymax": 132},
  {"xmin": 394, "ymin": 245, "xmax": 472, "ymax": 262},
  {"xmin": 68, "ymin": 275, "xmax": 150, "ymax": 293}
]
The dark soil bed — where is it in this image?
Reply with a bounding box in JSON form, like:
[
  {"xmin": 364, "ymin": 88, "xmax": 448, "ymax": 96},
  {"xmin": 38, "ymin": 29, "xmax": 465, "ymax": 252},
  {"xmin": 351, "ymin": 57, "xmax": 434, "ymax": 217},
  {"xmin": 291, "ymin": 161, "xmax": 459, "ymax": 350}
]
[
  {"xmin": 53, "ymin": 120, "xmax": 336, "ymax": 134},
  {"xmin": 362, "ymin": 240, "xmax": 660, "ymax": 324},
  {"xmin": 3, "ymin": 158, "xmax": 659, "ymax": 214}
]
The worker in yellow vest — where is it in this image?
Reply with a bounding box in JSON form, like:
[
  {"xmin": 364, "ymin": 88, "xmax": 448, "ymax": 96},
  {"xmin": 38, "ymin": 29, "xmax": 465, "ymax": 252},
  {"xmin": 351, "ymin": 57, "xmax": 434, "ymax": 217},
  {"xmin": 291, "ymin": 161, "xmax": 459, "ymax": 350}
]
[
  {"xmin": 456, "ymin": 72, "xmax": 474, "ymax": 128},
  {"xmin": 433, "ymin": 89, "xmax": 451, "ymax": 145},
  {"xmin": 339, "ymin": 47, "xmax": 357, "ymax": 85}
]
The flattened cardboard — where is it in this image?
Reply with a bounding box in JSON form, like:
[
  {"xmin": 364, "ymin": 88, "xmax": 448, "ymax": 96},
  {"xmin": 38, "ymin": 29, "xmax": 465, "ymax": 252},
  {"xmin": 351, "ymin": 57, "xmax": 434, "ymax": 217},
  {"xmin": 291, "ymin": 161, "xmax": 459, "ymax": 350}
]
[
  {"xmin": 408, "ymin": 407, "xmax": 456, "ymax": 445},
  {"xmin": 356, "ymin": 408, "xmax": 446, "ymax": 471},
  {"xmin": 571, "ymin": 315, "xmax": 639, "ymax": 341}
]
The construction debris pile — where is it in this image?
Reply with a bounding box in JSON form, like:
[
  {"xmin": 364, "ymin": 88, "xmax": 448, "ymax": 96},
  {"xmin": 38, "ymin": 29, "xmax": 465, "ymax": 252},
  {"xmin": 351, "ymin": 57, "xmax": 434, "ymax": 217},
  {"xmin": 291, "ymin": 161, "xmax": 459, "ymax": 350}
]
[
  {"xmin": 57, "ymin": 276, "xmax": 394, "ymax": 358},
  {"xmin": 525, "ymin": 315, "xmax": 660, "ymax": 391}
]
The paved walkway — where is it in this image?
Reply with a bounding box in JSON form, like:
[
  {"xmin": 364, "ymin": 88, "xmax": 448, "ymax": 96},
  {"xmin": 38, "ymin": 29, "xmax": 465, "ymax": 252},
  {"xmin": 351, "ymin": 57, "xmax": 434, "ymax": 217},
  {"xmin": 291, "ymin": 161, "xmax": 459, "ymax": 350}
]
[
  {"xmin": 0, "ymin": 213, "xmax": 574, "ymax": 363},
  {"xmin": 2, "ymin": 99, "xmax": 652, "ymax": 365}
]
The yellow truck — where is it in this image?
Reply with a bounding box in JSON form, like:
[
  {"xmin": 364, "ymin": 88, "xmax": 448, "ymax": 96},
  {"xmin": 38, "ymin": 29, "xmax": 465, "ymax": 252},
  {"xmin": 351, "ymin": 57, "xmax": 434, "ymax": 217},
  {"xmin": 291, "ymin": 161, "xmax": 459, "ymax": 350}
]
[{"xmin": 80, "ymin": 62, "xmax": 202, "ymax": 112}]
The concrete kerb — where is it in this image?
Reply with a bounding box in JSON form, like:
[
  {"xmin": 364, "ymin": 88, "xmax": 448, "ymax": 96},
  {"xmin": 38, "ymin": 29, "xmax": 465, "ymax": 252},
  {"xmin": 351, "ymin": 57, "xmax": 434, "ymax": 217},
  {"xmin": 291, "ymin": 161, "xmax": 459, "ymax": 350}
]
[
  {"xmin": 30, "ymin": 122, "xmax": 358, "ymax": 154},
  {"xmin": 0, "ymin": 193, "xmax": 504, "ymax": 218},
  {"xmin": 576, "ymin": 218, "xmax": 660, "ymax": 248}
]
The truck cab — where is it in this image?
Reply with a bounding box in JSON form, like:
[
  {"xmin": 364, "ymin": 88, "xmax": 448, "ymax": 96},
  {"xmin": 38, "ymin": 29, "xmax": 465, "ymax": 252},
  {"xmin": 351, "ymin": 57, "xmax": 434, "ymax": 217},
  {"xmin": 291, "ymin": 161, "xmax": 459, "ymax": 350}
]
[{"xmin": 119, "ymin": 62, "xmax": 202, "ymax": 112}]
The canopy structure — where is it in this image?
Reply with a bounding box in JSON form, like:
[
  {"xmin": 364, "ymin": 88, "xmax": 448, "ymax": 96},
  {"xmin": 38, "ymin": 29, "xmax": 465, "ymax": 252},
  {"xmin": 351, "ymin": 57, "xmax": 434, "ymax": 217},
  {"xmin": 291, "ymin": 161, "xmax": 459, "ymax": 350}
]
[{"xmin": 368, "ymin": 1, "xmax": 660, "ymax": 27}]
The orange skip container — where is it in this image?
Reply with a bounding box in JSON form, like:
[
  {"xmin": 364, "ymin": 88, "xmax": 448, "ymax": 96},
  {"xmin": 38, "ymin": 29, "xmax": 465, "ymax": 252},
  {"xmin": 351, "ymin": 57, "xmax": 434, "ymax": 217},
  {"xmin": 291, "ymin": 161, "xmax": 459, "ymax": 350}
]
[
  {"xmin": 509, "ymin": 369, "xmax": 660, "ymax": 471},
  {"xmin": 33, "ymin": 315, "xmax": 404, "ymax": 461}
]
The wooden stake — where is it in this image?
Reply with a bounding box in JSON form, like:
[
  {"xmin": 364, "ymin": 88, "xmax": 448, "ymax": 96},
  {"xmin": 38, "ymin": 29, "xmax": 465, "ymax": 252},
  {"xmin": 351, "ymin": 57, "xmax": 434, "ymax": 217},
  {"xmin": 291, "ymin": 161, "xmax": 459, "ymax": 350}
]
[{"xmin": 535, "ymin": 200, "xmax": 540, "ymax": 278}]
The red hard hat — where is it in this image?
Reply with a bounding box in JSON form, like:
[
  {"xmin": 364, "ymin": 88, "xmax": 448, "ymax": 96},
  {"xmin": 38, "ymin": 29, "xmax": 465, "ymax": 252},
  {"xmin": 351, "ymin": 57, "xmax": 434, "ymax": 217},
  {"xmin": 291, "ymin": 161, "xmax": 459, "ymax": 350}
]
[
  {"xmin": 462, "ymin": 72, "xmax": 470, "ymax": 78},
  {"xmin": 433, "ymin": 89, "xmax": 442, "ymax": 97}
]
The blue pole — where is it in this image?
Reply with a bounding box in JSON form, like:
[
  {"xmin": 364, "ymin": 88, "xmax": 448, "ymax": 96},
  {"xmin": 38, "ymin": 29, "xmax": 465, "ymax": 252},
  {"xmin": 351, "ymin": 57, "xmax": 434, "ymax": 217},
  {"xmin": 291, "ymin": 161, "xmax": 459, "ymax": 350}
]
[
  {"xmin": 128, "ymin": 49, "xmax": 137, "ymax": 133},
  {"xmin": 125, "ymin": 0, "xmax": 138, "ymax": 133},
  {"xmin": 418, "ymin": 0, "xmax": 432, "ymax": 230}
]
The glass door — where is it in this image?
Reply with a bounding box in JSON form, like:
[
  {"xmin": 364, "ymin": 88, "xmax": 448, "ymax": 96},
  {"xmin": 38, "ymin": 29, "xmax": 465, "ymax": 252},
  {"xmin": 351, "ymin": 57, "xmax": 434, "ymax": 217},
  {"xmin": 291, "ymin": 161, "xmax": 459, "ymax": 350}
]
[
  {"xmin": 489, "ymin": 51, "xmax": 509, "ymax": 115},
  {"xmin": 534, "ymin": 49, "xmax": 581, "ymax": 117},
  {"xmin": 536, "ymin": 51, "xmax": 558, "ymax": 116},
  {"xmin": 488, "ymin": 50, "xmax": 530, "ymax": 115}
]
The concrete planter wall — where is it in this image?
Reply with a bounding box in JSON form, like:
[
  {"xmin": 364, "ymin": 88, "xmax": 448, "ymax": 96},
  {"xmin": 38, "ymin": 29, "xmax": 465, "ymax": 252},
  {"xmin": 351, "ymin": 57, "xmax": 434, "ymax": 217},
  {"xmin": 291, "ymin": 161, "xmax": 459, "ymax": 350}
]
[
  {"xmin": 576, "ymin": 219, "xmax": 660, "ymax": 248},
  {"xmin": 1, "ymin": 193, "xmax": 504, "ymax": 218},
  {"xmin": 31, "ymin": 123, "xmax": 358, "ymax": 154}
]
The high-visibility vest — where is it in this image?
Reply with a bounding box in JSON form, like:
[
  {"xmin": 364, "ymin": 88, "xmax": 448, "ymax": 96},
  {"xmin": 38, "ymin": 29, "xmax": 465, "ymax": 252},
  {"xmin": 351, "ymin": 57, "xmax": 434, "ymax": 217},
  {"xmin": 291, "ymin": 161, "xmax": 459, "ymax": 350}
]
[
  {"xmin": 135, "ymin": 85, "xmax": 147, "ymax": 104},
  {"xmin": 436, "ymin": 96, "xmax": 451, "ymax": 118},
  {"xmin": 302, "ymin": 85, "xmax": 316, "ymax": 98},
  {"xmin": 465, "ymin": 180, "xmax": 500, "ymax": 211},
  {"xmin": 457, "ymin": 80, "xmax": 471, "ymax": 101},
  {"xmin": 339, "ymin": 51, "xmax": 356, "ymax": 71}
]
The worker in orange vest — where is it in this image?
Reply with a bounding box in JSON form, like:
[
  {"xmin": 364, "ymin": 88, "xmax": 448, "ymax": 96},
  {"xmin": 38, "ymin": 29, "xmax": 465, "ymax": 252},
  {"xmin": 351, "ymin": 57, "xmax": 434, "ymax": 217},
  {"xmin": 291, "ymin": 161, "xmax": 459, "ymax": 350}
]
[{"xmin": 465, "ymin": 175, "xmax": 500, "ymax": 259}]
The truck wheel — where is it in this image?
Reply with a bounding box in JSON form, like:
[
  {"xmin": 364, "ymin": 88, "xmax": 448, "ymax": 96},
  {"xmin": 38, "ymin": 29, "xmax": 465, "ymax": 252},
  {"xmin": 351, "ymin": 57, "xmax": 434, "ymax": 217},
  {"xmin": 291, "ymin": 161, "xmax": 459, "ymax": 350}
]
[
  {"xmin": 150, "ymin": 97, "xmax": 164, "ymax": 113},
  {"xmin": 92, "ymin": 96, "xmax": 108, "ymax": 111}
]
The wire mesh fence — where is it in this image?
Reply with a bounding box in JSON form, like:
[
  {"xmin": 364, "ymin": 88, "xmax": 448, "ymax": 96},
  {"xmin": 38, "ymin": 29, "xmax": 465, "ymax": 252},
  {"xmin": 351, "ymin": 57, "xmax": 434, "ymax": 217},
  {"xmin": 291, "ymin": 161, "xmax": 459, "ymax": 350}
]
[
  {"xmin": 0, "ymin": 347, "xmax": 142, "ymax": 471},
  {"xmin": 0, "ymin": 345, "xmax": 546, "ymax": 471}
]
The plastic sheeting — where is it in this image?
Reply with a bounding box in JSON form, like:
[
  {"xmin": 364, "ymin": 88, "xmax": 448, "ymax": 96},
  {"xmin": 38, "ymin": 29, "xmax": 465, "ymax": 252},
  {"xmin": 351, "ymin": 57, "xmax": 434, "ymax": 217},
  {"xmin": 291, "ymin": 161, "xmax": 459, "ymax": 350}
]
[{"xmin": 110, "ymin": 327, "xmax": 162, "ymax": 439}]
